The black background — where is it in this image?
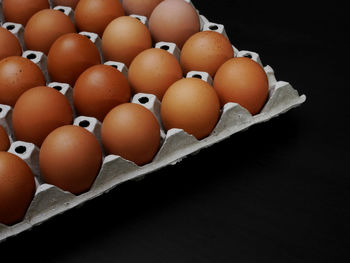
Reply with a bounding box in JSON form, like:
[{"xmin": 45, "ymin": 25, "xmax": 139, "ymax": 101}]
[{"xmin": 1, "ymin": 1, "xmax": 348, "ymax": 262}]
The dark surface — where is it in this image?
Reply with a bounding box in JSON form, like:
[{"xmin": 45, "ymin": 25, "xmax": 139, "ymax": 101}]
[{"xmin": 1, "ymin": 1, "xmax": 348, "ymax": 262}]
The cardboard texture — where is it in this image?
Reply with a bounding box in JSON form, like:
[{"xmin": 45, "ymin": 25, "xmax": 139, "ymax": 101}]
[{"xmin": 0, "ymin": 1, "xmax": 306, "ymax": 242}]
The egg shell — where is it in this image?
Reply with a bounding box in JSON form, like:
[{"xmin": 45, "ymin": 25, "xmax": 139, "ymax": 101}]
[
  {"xmin": 101, "ymin": 103, "xmax": 161, "ymax": 166},
  {"xmin": 102, "ymin": 16, "xmax": 152, "ymax": 67},
  {"xmin": 180, "ymin": 31, "xmax": 234, "ymax": 77},
  {"xmin": 73, "ymin": 64, "xmax": 131, "ymax": 122},
  {"xmin": 24, "ymin": 9, "xmax": 76, "ymax": 55},
  {"xmin": 149, "ymin": 0, "xmax": 200, "ymax": 48},
  {"xmin": 161, "ymin": 78, "xmax": 221, "ymax": 140},
  {"xmin": 0, "ymin": 126, "xmax": 10, "ymax": 151},
  {"xmin": 75, "ymin": 0, "xmax": 125, "ymax": 37},
  {"xmin": 128, "ymin": 48, "xmax": 183, "ymax": 100},
  {"xmin": 47, "ymin": 33, "xmax": 101, "ymax": 86},
  {"xmin": 40, "ymin": 125, "xmax": 102, "ymax": 195},
  {"xmin": 2, "ymin": 0, "xmax": 50, "ymax": 26},
  {"xmin": 122, "ymin": 0, "xmax": 164, "ymax": 18},
  {"xmin": 0, "ymin": 56, "xmax": 46, "ymax": 107},
  {"xmin": 213, "ymin": 57, "xmax": 269, "ymax": 115},
  {"xmin": 0, "ymin": 27, "xmax": 22, "ymax": 61},
  {"xmin": 12, "ymin": 86, "xmax": 73, "ymax": 147},
  {"xmin": 0, "ymin": 151, "xmax": 36, "ymax": 225},
  {"xmin": 52, "ymin": 0, "xmax": 80, "ymax": 9}
]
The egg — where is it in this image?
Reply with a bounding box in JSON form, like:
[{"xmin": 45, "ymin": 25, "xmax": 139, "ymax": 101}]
[
  {"xmin": 73, "ymin": 64, "xmax": 131, "ymax": 122},
  {"xmin": 0, "ymin": 126, "xmax": 10, "ymax": 152},
  {"xmin": 2, "ymin": 0, "xmax": 50, "ymax": 26},
  {"xmin": 24, "ymin": 9, "xmax": 76, "ymax": 55},
  {"xmin": 180, "ymin": 31, "xmax": 234, "ymax": 77},
  {"xmin": 52, "ymin": 0, "xmax": 80, "ymax": 9},
  {"xmin": 122, "ymin": 0, "xmax": 163, "ymax": 18},
  {"xmin": 0, "ymin": 152, "xmax": 36, "ymax": 225},
  {"xmin": 128, "ymin": 48, "xmax": 183, "ymax": 100},
  {"xmin": 47, "ymin": 33, "xmax": 101, "ymax": 86},
  {"xmin": 101, "ymin": 103, "xmax": 160, "ymax": 166},
  {"xmin": 40, "ymin": 125, "xmax": 102, "ymax": 195},
  {"xmin": 161, "ymin": 78, "xmax": 220, "ymax": 140},
  {"xmin": 102, "ymin": 16, "xmax": 152, "ymax": 67},
  {"xmin": 75, "ymin": 0, "xmax": 124, "ymax": 37},
  {"xmin": 12, "ymin": 86, "xmax": 73, "ymax": 147},
  {"xmin": 149, "ymin": 0, "xmax": 200, "ymax": 48},
  {"xmin": 213, "ymin": 57, "xmax": 269, "ymax": 115},
  {"xmin": 0, "ymin": 27, "xmax": 22, "ymax": 61},
  {"xmin": 0, "ymin": 56, "xmax": 46, "ymax": 107}
]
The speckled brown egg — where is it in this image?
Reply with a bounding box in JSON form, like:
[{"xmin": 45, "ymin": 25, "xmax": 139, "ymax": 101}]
[
  {"xmin": 0, "ymin": 27, "xmax": 22, "ymax": 61},
  {"xmin": 102, "ymin": 16, "xmax": 152, "ymax": 67},
  {"xmin": 75, "ymin": 0, "xmax": 124, "ymax": 37},
  {"xmin": 0, "ymin": 56, "xmax": 46, "ymax": 107},
  {"xmin": 149, "ymin": 0, "xmax": 200, "ymax": 48},
  {"xmin": 122, "ymin": 0, "xmax": 163, "ymax": 18},
  {"xmin": 0, "ymin": 126, "xmax": 10, "ymax": 152},
  {"xmin": 12, "ymin": 86, "xmax": 73, "ymax": 147},
  {"xmin": 2, "ymin": 0, "xmax": 50, "ymax": 26},
  {"xmin": 73, "ymin": 64, "xmax": 131, "ymax": 122},
  {"xmin": 180, "ymin": 31, "xmax": 234, "ymax": 77},
  {"xmin": 40, "ymin": 125, "xmax": 102, "ymax": 195},
  {"xmin": 24, "ymin": 9, "xmax": 76, "ymax": 55},
  {"xmin": 47, "ymin": 33, "xmax": 101, "ymax": 86},
  {"xmin": 213, "ymin": 57, "xmax": 269, "ymax": 115},
  {"xmin": 0, "ymin": 151, "xmax": 36, "ymax": 225},
  {"xmin": 161, "ymin": 78, "xmax": 221, "ymax": 140},
  {"xmin": 101, "ymin": 103, "xmax": 160, "ymax": 166},
  {"xmin": 128, "ymin": 48, "xmax": 183, "ymax": 100}
]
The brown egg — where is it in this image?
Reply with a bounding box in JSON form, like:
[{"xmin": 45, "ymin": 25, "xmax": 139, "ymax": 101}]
[
  {"xmin": 73, "ymin": 65, "xmax": 131, "ymax": 122},
  {"xmin": 24, "ymin": 9, "xmax": 76, "ymax": 55},
  {"xmin": 101, "ymin": 103, "xmax": 160, "ymax": 166},
  {"xmin": 102, "ymin": 16, "xmax": 152, "ymax": 67},
  {"xmin": 52, "ymin": 0, "xmax": 80, "ymax": 9},
  {"xmin": 0, "ymin": 27, "xmax": 22, "ymax": 61},
  {"xmin": 0, "ymin": 126, "xmax": 10, "ymax": 151},
  {"xmin": 47, "ymin": 33, "xmax": 101, "ymax": 86},
  {"xmin": 161, "ymin": 78, "xmax": 220, "ymax": 140},
  {"xmin": 40, "ymin": 125, "xmax": 102, "ymax": 195},
  {"xmin": 12, "ymin": 86, "xmax": 73, "ymax": 147},
  {"xmin": 0, "ymin": 56, "xmax": 46, "ymax": 107},
  {"xmin": 213, "ymin": 57, "xmax": 269, "ymax": 115},
  {"xmin": 0, "ymin": 152, "xmax": 36, "ymax": 225},
  {"xmin": 75, "ymin": 0, "xmax": 124, "ymax": 37},
  {"xmin": 128, "ymin": 48, "xmax": 183, "ymax": 100},
  {"xmin": 2, "ymin": 0, "xmax": 50, "ymax": 26},
  {"xmin": 122, "ymin": 0, "xmax": 163, "ymax": 18},
  {"xmin": 180, "ymin": 31, "xmax": 234, "ymax": 77},
  {"xmin": 149, "ymin": 0, "xmax": 200, "ymax": 48}
]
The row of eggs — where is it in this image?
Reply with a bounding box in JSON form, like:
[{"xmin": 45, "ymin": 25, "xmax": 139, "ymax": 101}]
[{"xmin": 0, "ymin": 0, "xmax": 269, "ymax": 226}]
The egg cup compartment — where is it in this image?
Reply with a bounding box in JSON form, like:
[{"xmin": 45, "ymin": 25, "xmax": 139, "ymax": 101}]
[
  {"xmin": 104, "ymin": 61, "xmax": 128, "ymax": 78},
  {"xmin": 0, "ymin": 104, "xmax": 12, "ymax": 140},
  {"xmin": 0, "ymin": 1, "xmax": 306, "ymax": 242},
  {"xmin": 129, "ymin": 14, "xmax": 148, "ymax": 26},
  {"xmin": 186, "ymin": 71, "xmax": 213, "ymax": 85},
  {"xmin": 52, "ymin": 5, "xmax": 74, "ymax": 21},
  {"xmin": 155, "ymin": 41, "xmax": 180, "ymax": 61},
  {"xmin": 8, "ymin": 141, "xmax": 40, "ymax": 179}
]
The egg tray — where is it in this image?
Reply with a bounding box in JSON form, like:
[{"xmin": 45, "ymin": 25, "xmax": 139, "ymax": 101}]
[{"xmin": 0, "ymin": 1, "xmax": 306, "ymax": 242}]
